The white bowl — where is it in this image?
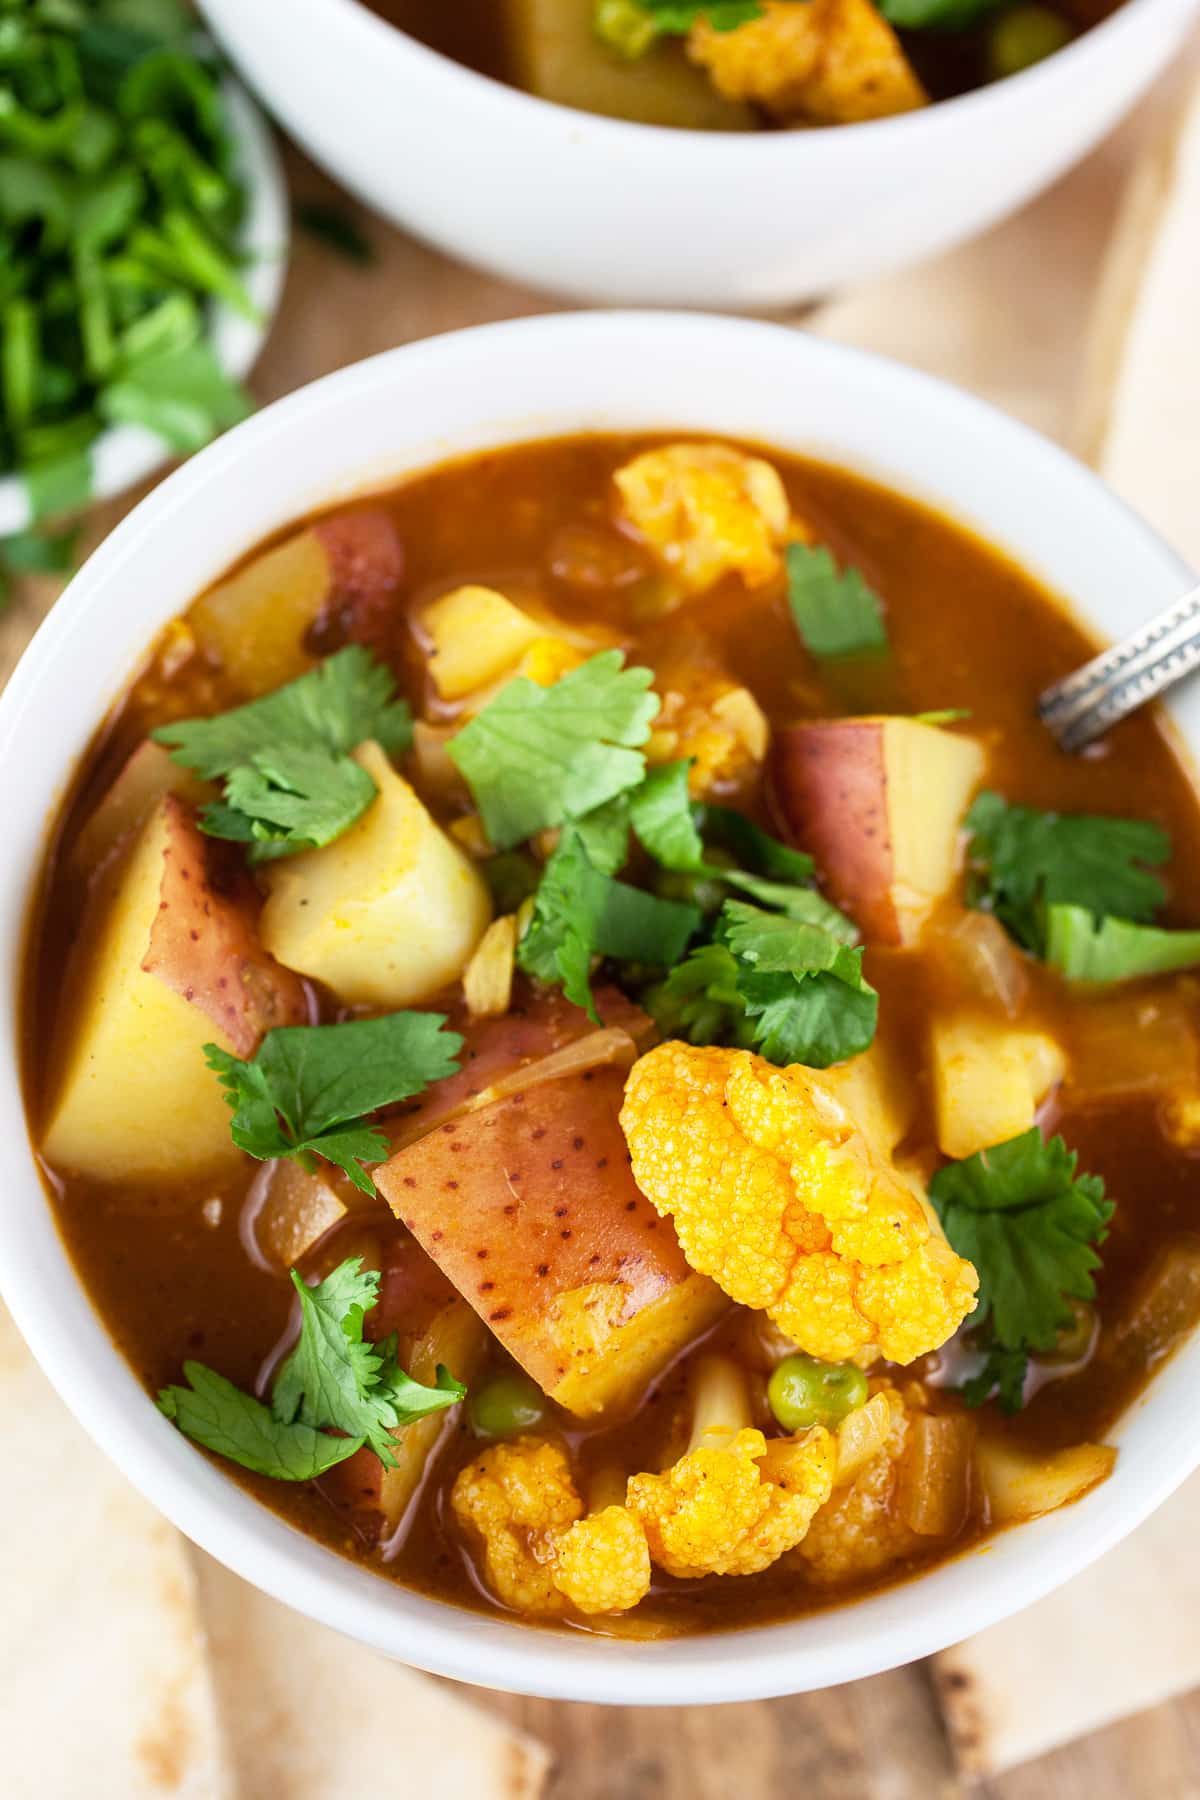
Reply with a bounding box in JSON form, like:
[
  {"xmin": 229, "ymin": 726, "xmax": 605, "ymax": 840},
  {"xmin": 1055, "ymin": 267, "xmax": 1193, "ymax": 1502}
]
[
  {"xmin": 0, "ymin": 80, "xmax": 289, "ymax": 538},
  {"xmin": 197, "ymin": 0, "xmax": 1197, "ymax": 307},
  {"xmin": 0, "ymin": 313, "xmax": 1197, "ymax": 1704}
]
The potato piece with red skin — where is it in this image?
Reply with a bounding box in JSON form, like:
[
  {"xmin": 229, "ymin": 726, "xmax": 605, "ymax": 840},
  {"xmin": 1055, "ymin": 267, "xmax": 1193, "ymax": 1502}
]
[
  {"xmin": 771, "ymin": 717, "xmax": 986, "ymax": 946},
  {"xmin": 69, "ymin": 740, "xmax": 212, "ymax": 880},
  {"xmin": 188, "ymin": 509, "xmax": 404, "ymax": 698},
  {"xmin": 320, "ymin": 1234, "xmax": 486, "ymax": 1546},
  {"xmin": 43, "ymin": 797, "xmax": 307, "ymax": 1181},
  {"xmin": 375, "ymin": 1066, "xmax": 727, "ymax": 1418}
]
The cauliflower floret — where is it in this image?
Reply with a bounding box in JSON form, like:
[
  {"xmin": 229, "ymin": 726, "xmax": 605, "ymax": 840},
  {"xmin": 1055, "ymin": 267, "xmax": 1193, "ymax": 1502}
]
[
  {"xmin": 628, "ymin": 1424, "xmax": 836, "ymax": 1578},
  {"xmin": 620, "ymin": 1043, "xmax": 978, "ymax": 1363},
  {"xmin": 552, "ymin": 1505, "xmax": 652, "ymax": 1615},
  {"xmin": 794, "ymin": 1385, "xmax": 923, "ymax": 1582},
  {"xmin": 688, "ymin": 0, "xmax": 927, "ymax": 126},
  {"xmin": 613, "ymin": 443, "xmax": 791, "ymax": 599},
  {"xmin": 648, "ymin": 664, "xmax": 770, "ymax": 799},
  {"xmin": 450, "ymin": 1437, "xmax": 584, "ymax": 1618}
]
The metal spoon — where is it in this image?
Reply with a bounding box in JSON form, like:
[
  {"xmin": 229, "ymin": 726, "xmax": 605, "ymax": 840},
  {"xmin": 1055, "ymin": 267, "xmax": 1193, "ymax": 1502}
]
[{"xmin": 1038, "ymin": 580, "xmax": 1200, "ymax": 753}]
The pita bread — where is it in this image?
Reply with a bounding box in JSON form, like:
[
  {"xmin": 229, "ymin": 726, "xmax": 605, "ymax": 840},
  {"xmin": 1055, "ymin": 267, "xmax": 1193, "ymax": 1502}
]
[
  {"xmin": 0, "ymin": 1301, "xmax": 234, "ymax": 1799},
  {"xmin": 193, "ymin": 1553, "xmax": 549, "ymax": 1800}
]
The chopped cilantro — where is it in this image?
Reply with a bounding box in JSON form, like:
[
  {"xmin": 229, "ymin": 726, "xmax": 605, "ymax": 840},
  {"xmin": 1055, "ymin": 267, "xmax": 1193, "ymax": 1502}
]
[
  {"xmin": 878, "ymin": 0, "xmax": 1005, "ymax": 27},
  {"xmin": 518, "ymin": 818, "xmax": 700, "ymax": 1023},
  {"xmin": 965, "ymin": 790, "xmax": 1170, "ymax": 954},
  {"xmin": 1044, "ymin": 905, "xmax": 1200, "ymax": 984},
  {"xmin": 911, "ymin": 708, "xmax": 972, "ymax": 728},
  {"xmin": 649, "ymin": 899, "xmax": 877, "ymax": 1068},
  {"xmin": 630, "ymin": 758, "xmax": 706, "ymax": 872},
  {"xmin": 961, "ymin": 1344, "xmax": 1030, "ymax": 1414},
  {"xmin": 159, "ymin": 1256, "xmax": 465, "ymax": 1481},
  {"xmin": 448, "ymin": 650, "xmax": 659, "ymax": 851},
  {"xmin": 930, "ymin": 1127, "xmax": 1112, "ymax": 1413},
  {"xmin": 154, "ymin": 645, "xmax": 413, "ymax": 860},
  {"xmin": 205, "ymin": 1011, "xmax": 462, "ymax": 1195},
  {"xmin": 786, "ymin": 542, "xmax": 888, "ymax": 660}
]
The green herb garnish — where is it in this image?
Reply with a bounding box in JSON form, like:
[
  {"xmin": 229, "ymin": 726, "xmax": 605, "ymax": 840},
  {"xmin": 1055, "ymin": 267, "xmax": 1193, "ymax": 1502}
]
[
  {"xmin": 594, "ymin": 0, "xmax": 762, "ymax": 59},
  {"xmin": 1044, "ymin": 905, "xmax": 1200, "ymax": 985},
  {"xmin": 785, "ymin": 542, "xmax": 888, "ymax": 660},
  {"xmin": 205, "ymin": 1011, "xmax": 462, "ymax": 1194},
  {"xmin": 447, "ymin": 650, "xmax": 659, "ymax": 851},
  {"xmin": 965, "ymin": 789, "xmax": 1169, "ymax": 954},
  {"xmin": 154, "ymin": 645, "xmax": 413, "ymax": 860},
  {"xmin": 930, "ymin": 1127, "xmax": 1112, "ymax": 1413},
  {"xmin": 158, "ymin": 1256, "xmax": 466, "ymax": 1481}
]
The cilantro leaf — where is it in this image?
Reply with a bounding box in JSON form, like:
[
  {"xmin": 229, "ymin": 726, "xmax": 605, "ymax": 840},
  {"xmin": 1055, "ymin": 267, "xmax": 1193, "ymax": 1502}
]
[
  {"xmin": 695, "ymin": 805, "xmax": 814, "ymax": 884},
  {"xmin": 154, "ymin": 645, "xmax": 413, "ymax": 859},
  {"xmin": 961, "ymin": 1345, "xmax": 1029, "ymax": 1415},
  {"xmin": 723, "ymin": 902, "xmax": 878, "ymax": 1067},
  {"xmin": 786, "ymin": 542, "xmax": 888, "ymax": 659},
  {"xmin": 595, "ymin": 0, "xmax": 762, "ymax": 58},
  {"xmin": 205, "ymin": 1011, "xmax": 462, "ymax": 1194},
  {"xmin": 630, "ymin": 759, "xmax": 706, "ymax": 872},
  {"xmin": 965, "ymin": 790, "xmax": 1169, "ymax": 954},
  {"xmin": 274, "ymin": 1261, "xmax": 464, "ymax": 1466},
  {"xmin": 447, "ymin": 650, "xmax": 659, "ymax": 851},
  {"xmin": 649, "ymin": 900, "xmax": 877, "ymax": 1068},
  {"xmin": 1044, "ymin": 904, "xmax": 1200, "ymax": 984},
  {"xmin": 930, "ymin": 1127, "xmax": 1113, "ymax": 1357},
  {"xmin": 518, "ymin": 819, "xmax": 700, "ymax": 1022},
  {"xmin": 157, "ymin": 1361, "xmax": 365, "ymax": 1481},
  {"xmin": 160, "ymin": 1254, "xmax": 466, "ymax": 1481}
]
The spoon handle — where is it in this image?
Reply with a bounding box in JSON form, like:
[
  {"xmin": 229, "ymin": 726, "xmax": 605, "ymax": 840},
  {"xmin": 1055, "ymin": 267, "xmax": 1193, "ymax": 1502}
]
[{"xmin": 1037, "ymin": 582, "xmax": 1200, "ymax": 753}]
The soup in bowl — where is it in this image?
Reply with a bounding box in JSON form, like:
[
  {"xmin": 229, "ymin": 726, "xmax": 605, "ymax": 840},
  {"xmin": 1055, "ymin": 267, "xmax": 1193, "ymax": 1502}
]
[{"xmin": 2, "ymin": 314, "xmax": 1199, "ymax": 1701}]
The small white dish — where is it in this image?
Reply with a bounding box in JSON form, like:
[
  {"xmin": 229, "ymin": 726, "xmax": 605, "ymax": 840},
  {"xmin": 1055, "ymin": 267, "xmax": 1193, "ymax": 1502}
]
[
  {"xmin": 198, "ymin": 0, "xmax": 1198, "ymax": 307},
  {"xmin": 0, "ymin": 80, "xmax": 289, "ymax": 539},
  {"xmin": 0, "ymin": 313, "xmax": 1196, "ymax": 1704}
]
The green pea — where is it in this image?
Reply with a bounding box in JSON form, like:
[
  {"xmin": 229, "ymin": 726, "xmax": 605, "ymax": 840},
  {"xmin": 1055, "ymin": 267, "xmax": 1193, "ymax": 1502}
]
[
  {"xmin": 468, "ymin": 1371, "xmax": 547, "ymax": 1440},
  {"xmin": 988, "ymin": 6, "xmax": 1074, "ymax": 81},
  {"xmin": 767, "ymin": 1354, "xmax": 869, "ymax": 1432}
]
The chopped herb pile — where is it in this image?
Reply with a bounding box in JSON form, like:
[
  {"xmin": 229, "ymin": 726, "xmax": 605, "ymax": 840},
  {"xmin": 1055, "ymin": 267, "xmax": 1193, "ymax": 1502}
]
[
  {"xmin": 205, "ymin": 1010, "xmax": 462, "ymax": 1194},
  {"xmin": 785, "ymin": 541, "xmax": 888, "ymax": 660},
  {"xmin": 159, "ymin": 1256, "xmax": 466, "ymax": 1481},
  {"xmin": 154, "ymin": 645, "xmax": 413, "ymax": 859},
  {"xmin": 0, "ymin": 0, "xmax": 256, "ymax": 551},
  {"xmin": 931, "ymin": 1127, "xmax": 1112, "ymax": 1412}
]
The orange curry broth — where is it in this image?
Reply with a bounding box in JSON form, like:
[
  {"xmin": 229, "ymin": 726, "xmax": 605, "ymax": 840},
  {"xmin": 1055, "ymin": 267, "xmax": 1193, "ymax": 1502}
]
[{"xmin": 22, "ymin": 434, "xmax": 1200, "ymax": 1636}]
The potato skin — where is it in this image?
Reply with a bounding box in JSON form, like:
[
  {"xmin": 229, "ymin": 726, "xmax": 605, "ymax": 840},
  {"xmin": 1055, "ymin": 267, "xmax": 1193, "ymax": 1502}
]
[
  {"xmin": 375, "ymin": 1065, "xmax": 726, "ymax": 1416},
  {"xmin": 772, "ymin": 719, "xmax": 902, "ymax": 942}
]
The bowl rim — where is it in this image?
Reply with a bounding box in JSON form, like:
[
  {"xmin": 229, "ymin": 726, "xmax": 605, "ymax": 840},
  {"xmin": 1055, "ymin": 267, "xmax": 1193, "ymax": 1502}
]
[
  {"xmin": 2, "ymin": 310, "xmax": 1199, "ymax": 1705},
  {"xmin": 328, "ymin": 0, "xmax": 1198, "ymax": 152},
  {"xmin": 0, "ymin": 77, "xmax": 290, "ymax": 539}
]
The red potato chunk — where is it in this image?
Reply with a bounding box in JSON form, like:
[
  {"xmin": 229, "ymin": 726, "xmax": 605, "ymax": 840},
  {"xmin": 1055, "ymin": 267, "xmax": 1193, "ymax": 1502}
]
[
  {"xmin": 69, "ymin": 740, "xmax": 212, "ymax": 880},
  {"xmin": 188, "ymin": 509, "xmax": 403, "ymax": 698},
  {"xmin": 42, "ymin": 796, "xmax": 307, "ymax": 1182},
  {"xmin": 771, "ymin": 717, "xmax": 986, "ymax": 946},
  {"xmin": 375, "ymin": 1066, "xmax": 728, "ymax": 1418}
]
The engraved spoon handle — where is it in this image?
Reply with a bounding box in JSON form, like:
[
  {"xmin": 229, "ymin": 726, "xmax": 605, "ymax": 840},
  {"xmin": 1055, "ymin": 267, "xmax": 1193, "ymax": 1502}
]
[{"xmin": 1037, "ymin": 582, "xmax": 1200, "ymax": 753}]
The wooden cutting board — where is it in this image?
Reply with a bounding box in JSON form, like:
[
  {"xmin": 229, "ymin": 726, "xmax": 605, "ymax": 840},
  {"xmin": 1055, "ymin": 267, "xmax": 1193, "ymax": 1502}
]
[{"xmin": 4, "ymin": 137, "xmax": 1196, "ymax": 1800}]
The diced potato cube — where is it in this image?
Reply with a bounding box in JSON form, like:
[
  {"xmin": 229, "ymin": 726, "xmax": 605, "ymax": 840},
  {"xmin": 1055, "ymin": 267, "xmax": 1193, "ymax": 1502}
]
[
  {"xmin": 43, "ymin": 798, "xmax": 306, "ymax": 1182},
  {"xmin": 976, "ymin": 1436, "xmax": 1116, "ymax": 1524},
  {"xmin": 259, "ymin": 740, "xmax": 492, "ymax": 1008},
  {"xmin": 421, "ymin": 585, "xmax": 547, "ymax": 701},
  {"xmin": 247, "ymin": 1158, "xmax": 348, "ymax": 1271},
  {"xmin": 69, "ymin": 740, "xmax": 210, "ymax": 879},
  {"xmin": 930, "ymin": 1012, "xmax": 1066, "ymax": 1160}
]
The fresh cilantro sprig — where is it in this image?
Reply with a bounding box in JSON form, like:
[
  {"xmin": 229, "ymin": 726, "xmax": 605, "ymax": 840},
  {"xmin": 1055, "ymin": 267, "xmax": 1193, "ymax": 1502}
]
[
  {"xmin": 448, "ymin": 650, "xmax": 659, "ymax": 851},
  {"xmin": 649, "ymin": 899, "xmax": 877, "ymax": 1068},
  {"xmin": 594, "ymin": 0, "xmax": 762, "ymax": 60},
  {"xmin": 930, "ymin": 1127, "xmax": 1112, "ymax": 1413},
  {"xmin": 159, "ymin": 1256, "xmax": 466, "ymax": 1482},
  {"xmin": 517, "ymin": 812, "xmax": 700, "ymax": 1023},
  {"xmin": 154, "ymin": 645, "xmax": 413, "ymax": 860},
  {"xmin": 786, "ymin": 542, "xmax": 888, "ymax": 660},
  {"xmin": 206, "ymin": 1011, "xmax": 462, "ymax": 1195},
  {"xmin": 965, "ymin": 790, "xmax": 1169, "ymax": 955}
]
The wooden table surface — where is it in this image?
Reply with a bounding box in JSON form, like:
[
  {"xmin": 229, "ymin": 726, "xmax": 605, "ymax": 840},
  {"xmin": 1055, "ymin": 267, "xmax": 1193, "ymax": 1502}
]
[{"xmin": 4, "ymin": 140, "xmax": 1196, "ymax": 1800}]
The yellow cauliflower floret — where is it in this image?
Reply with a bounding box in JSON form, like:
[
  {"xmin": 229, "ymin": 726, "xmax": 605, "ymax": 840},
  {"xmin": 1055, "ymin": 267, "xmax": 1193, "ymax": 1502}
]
[
  {"xmin": 552, "ymin": 1505, "xmax": 652, "ymax": 1615},
  {"xmin": 450, "ymin": 1437, "xmax": 584, "ymax": 1618},
  {"xmin": 621, "ymin": 1043, "xmax": 978, "ymax": 1363},
  {"xmin": 794, "ymin": 1386, "xmax": 922, "ymax": 1582},
  {"xmin": 648, "ymin": 666, "xmax": 770, "ymax": 798},
  {"xmin": 628, "ymin": 1426, "xmax": 836, "ymax": 1578},
  {"xmin": 613, "ymin": 443, "xmax": 791, "ymax": 599},
  {"xmin": 688, "ymin": 0, "xmax": 927, "ymax": 126}
]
